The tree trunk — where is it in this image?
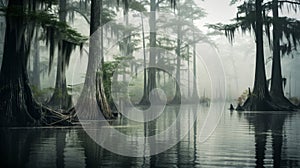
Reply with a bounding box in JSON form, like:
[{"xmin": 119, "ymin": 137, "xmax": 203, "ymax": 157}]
[
  {"xmin": 141, "ymin": 13, "xmax": 147, "ymax": 103},
  {"xmin": 192, "ymin": 27, "xmax": 199, "ymax": 101},
  {"xmin": 270, "ymin": 0, "xmax": 296, "ymax": 109},
  {"xmin": 76, "ymin": 0, "xmax": 111, "ymax": 119},
  {"xmin": 242, "ymin": 0, "xmax": 281, "ymax": 111},
  {"xmin": 0, "ymin": 0, "xmax": 41, "ymax": 126},
  {"xmin": 157, "ymin": 51, "xmax": 161, "ymax": 86},
  {"xmin": 187, "ymin": 45, "xmax": 190, "ymax": 98},
  {"xmin": 139, "ymin": 0, "xmax": 157, "ymax": 105},
  {"xmin": 171, "ymin": 9, "xmax": 182, "ymax": 104},
  {"xmin": 170, "ymin": 48, "xmax": 181, "ymax": 104},
  {"xmin": 96, "ymin": 71, "xmax": 112, "ymax": 119},
  {"xmin": 48, "ymin": 0, "xmax": 72, "ymax": 109},
  {"xmin": 47, "ymin": 41, "xmax": 71, "ymax": 109},
  {"xmin": 253, "ymin": 0, "xmax": 268, "ymax": 100},
  {"xmin": 32, "ymin": 30, "xmax": 41, "ymax": 89}
]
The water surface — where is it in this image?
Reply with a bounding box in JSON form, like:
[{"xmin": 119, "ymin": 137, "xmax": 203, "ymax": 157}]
[{"xmin": 1, "ymin": 105, "xmax": 299, "ymax": 167}]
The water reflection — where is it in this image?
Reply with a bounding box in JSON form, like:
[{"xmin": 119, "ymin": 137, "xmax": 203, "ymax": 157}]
[
  {"xmin": 1, "ymin": 106, "xmax": 300, "ymax": 167},
  {"xmin": 244, "ymin": 111, "xmax": 299, "ymax": 168}
]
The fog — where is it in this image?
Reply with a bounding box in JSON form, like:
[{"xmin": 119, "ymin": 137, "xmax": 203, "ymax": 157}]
[{"xmin": 0, "ymin": 0, "xmax": 299, "ymax": 102}]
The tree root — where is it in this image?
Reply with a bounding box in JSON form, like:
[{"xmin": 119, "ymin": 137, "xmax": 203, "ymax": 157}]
[
  {"xmin": 37, "ymin": 103, "xmax": 75, "ymax": 126},
  {"xmin": 242, "ymin": 95, "xmax": 293, "ymax": 111},
  {"xmin": 270, "ymin": 93, "xmax": 298, "ymax": 110}
]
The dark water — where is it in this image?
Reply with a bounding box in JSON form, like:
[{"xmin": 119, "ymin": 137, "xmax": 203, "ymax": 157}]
[{"xmin": 1, "ymin": 105, "xmax": 300, "ymax": 168}]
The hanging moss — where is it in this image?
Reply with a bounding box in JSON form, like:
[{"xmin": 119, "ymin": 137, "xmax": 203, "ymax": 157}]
[
  {"xmin": 2, "ymin": 1, "xmax": 88, "ymax": 67},
  {"xmin": 48, "ymin": 27, "xmax": 56, "ymax": 74},
  {"xmin": 129, "ymin": 0, "xmax": 147, "ymax": 12},
  {"xmin": 31, "ymin": 10, "xmax": 87, "ymax": 72},
  {"xmin": 208, "ymin": 0, "xmax": 300, "ymax": 47}
]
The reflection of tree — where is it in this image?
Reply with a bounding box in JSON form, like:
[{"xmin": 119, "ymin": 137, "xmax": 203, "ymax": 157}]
[
  {"xmin": 244, "ymin": 112, "xmax": 297, "ymax": 167},
  {"xmin": 0, "ymin": 129, "xmax": 37, "ymax": 167},
  {"xmin": 56, "ymin": 130, "xmax": 66, "ymax": 168},
  {"xmin": 0, "ymin": 129, "xmax": 89, "ymax": 167},
  {"xmin": 0, "ymin": 129, "xmax": 63, "ymax": 167}
]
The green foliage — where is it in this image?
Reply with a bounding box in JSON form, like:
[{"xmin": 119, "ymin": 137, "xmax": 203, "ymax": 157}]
[
  {"xmin": 101, "ymin": 8, "xmax": 117, "ymax": 25},
  {"xmin": 156, "ymin": 36, "xmax": 176, "ymax": 51},
  {"xmin": 103, "ymin": 61, "xmax": 120, "ymax": 83},
  {"xmin": 177, "ymin": 0, "xmax": 206, "ymax": 20},
  {"xmin": 32, "ymin": 10, "xmax": 87, "ymax": 73},
  {"xmin": 129, "ymin": 0, "xmax": 147, "ymax": 12},
  {"xmin": 102, "ymin": 56, "xmax": 134, "ymax": 104},
  {"xmin": 1, "ymin": 1, "xmax": 88, "ymax": 75},
  {"xmin": 158, "ymin": 0, "xmax": 210, "ymax": 61},
  {"xmin": 113, "ymin": 55, "xmax": 135, "ymax": 69},
  {"xmin": 31, "ymin": 85, "xmax": 54, "ymax": 103}
]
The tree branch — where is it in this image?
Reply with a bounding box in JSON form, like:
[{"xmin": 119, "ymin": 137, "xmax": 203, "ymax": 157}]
[
  {"xmin": 263, "ymin": 0, "xmax": 300, "ymax": 8},
  {"xmin": 67, "ymin": 7, "xmax": 90, "ymax": 24},
  {"xmin": 277, "ymin": 0, "xmax": 300, "ymax": 5}
]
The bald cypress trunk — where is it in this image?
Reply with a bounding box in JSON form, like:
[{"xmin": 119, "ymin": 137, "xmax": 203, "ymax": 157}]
[
  {"xmin": 192, "ymin": 45, "xmax": 198, "ymax": 100},
  {"xmin": 252, "ymin": 0, "xmax": 269, "ymax": 100},
  {"xmin": 141, "ymin": 13, "xmax": 147, "ymax": 104},
  {"xmin": 0, "ymin": 0, "xmax": 41, "ymax": 126},
  {"xmin": 170, "ymin": 11, "xmax": 182, "ymax": 104},
  {"xmin": 242, "ymin": 0, "xmax": 281, "ymax": 111},
  {"xmin": 76, "ymin": 0, "xmax": 111, "ymax": 119},
  {"xmin": 48, "ymin": 0, "xmax": 72, "ymax": 109},
  {"xmin": 139, "ymin": 0, "xmax": 157, "ymax": 105},
  {"xmin": 192, "ymin": 27, "xmax": 199, "ymax": 101},
  {"xmin": 270, "ymin": 0, "xmax": 296, "ymax": 109},
  {"xmin": 32, "ymin": 30, "xmax": 41, "ymax": 89}
]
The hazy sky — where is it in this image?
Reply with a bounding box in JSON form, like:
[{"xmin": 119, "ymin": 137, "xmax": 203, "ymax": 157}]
[{"xmin": 196, "ymin": 0, "xmax": 237, "ymax": 27}]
